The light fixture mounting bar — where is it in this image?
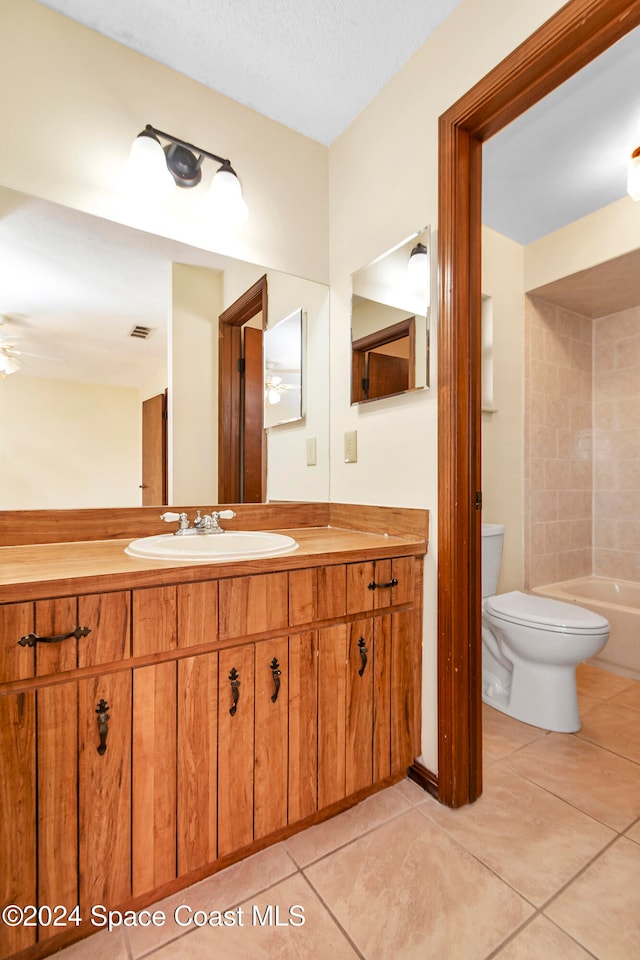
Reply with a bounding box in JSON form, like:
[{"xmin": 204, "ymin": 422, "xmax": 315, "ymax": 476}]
[{"xmin": 144, "ymin": 124, "xmax": 230, "ymax": 167}]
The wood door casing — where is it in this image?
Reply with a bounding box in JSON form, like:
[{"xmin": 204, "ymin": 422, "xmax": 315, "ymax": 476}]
[{"xmin": 437, "ymin": 0, "xmax": 640, "ymax": 807}]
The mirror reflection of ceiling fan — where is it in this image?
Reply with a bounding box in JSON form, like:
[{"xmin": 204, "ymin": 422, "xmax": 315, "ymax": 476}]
[{"xmin": 0, "ymin": 316, "xmax": 58, "ymax": 379}]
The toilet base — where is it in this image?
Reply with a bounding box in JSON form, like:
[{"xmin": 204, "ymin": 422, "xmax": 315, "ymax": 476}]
[{"xmin": 482, "ymin": 661, "xmax": 581, "ymax": 733}]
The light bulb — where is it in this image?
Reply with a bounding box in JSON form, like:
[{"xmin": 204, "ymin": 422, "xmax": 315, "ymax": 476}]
[
  {"xmin": 628, "ymin": 147, "xmax": 640, "ymax": 201},
  {"xmin": 207, "ymin": 163, "xmax": 249, "ymax": 224},
  {"xmin": 121, "ymin": 130, "xmax": 175, "ymax": 200}
]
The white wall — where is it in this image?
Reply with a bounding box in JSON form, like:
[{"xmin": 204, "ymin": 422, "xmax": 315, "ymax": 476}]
[
  {"xmin": 481, "ymin": 226, "xmax": 526, "ymax": 594},
  {"xmin": 0, "ymin": 376, "xmax": 140, "ymax": 508},
  {"xmin": 327, "ymin": 0, "xmax": 567, "ymax": 771},
  {"xmin": 171, "ymin": 264, "xmax": 221, "ymax": 503},
  {"xmin": 525, "ymin": 196, "xmax": 640, "ymax": 291}
]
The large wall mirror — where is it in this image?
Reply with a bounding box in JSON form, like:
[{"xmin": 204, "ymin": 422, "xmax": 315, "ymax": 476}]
[
  {"xmin": 0, "ymin": 185, "xmax": 330, "ymax": 509},
  {"xmin": 350, "ymin": 228, "xmax": 430, "ymax": 404}
]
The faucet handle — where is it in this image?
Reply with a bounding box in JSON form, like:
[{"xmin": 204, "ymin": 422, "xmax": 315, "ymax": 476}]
[
  {"xmin": 218, "ymin": 510, "xmax": 236, "ymax": 520},
  {"xmin": 160, "ymin": 512, "xmax": 181, "ymax": 523}
]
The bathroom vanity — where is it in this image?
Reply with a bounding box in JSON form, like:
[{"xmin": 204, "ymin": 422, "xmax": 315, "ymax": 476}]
[{"xmin": 0, "ymin": 503, "xmax": 427, "ymax": 960}]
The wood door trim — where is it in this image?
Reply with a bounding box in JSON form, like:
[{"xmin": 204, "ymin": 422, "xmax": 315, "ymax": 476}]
[
  {"xmin": 437, "ymin": 0, "xmax": 640, "ymax": 807},
  {"xmin": 218, "ymin": 275, "xmax": 268, "ymax": 502}
]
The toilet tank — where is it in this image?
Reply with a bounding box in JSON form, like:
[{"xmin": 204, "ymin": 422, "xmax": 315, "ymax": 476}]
[{"xmin": 481, "ymin": 523, "xmax": 505, "ymax": 599}]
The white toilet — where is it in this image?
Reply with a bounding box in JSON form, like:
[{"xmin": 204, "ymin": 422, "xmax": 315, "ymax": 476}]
[{"xmin": 481, "ymin": 524, "xmax": 610, "ymax": 732}]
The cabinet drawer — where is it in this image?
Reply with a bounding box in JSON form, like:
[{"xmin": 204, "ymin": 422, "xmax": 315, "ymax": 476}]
[
  {"xmin": 219, "ymin": 572, "xmax": 288, "ymax": 639},
  {"xmin": 346, "ymin": 557, "xmax": 414, "ymax": 615},
  {"xmin": 1, "ymin": 592, "xmax": 130, "ymax": 684},
  {"xmin": 288, "ymin": 565, "xmax": 347, "ymax": 626}
]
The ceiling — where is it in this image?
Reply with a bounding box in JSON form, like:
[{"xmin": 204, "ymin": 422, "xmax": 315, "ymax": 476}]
[
  {"xmin": 3, "ymin": 4, "xmax": 640, "ymax": 385},
  {"xmin": 38, "ymin": 0, "xmax": 463, "ymax": 147},
  {"xmin": 37, "ymin": 0, "xmax": 640, "ymax": 244}
]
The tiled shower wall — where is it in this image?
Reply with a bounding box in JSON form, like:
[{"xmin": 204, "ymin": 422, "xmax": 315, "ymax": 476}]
[
  {"xmin": 525, "ymin": 297, "xmax": 640, "ymax": 587},
  {"xmin": 524, "ymin": 296, "xmax": 593, "ymax": 588},
  {"xmin": 593, "ymin": 305, "xmax": 640, "ymax": 581}
]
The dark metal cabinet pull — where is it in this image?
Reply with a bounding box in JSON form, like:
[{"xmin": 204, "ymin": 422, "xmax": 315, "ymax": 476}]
[
  {"xmin": 18, "ymin": 625, "xmax": 91, "ymax": 648},
  {"xmin": 96, "ymin": 699, "xmax": 109, "ymax": 756},
  {"xmin": 367, "ymin": 578, "xmax": 398, "ymax": 592},
  {"xmin": 270, "ymin": 657, "xmax": 281, "ymax": 703},
  {"xmin": 229, "ymin": 667, "xmax": 240, "ymax": 716},
  {"xmin": 358, "ymin": 637, "xmax": 368, "ymax": 676}
]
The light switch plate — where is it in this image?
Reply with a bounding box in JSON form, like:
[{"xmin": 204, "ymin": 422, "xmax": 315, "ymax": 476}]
[
  {"xmin": 344, "ymin": 430, "xmax": 357, "ymax": 463},
  {"xmin": 306, "ymin": 437, "xmax": 317, "ymax": 466}
]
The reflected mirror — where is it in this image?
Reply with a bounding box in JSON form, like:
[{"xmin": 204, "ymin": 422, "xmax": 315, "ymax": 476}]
[
  {"xmin": 264, "ymin": 308, "xmax": 303, "ymax": 428},
  {"xmin": 0, "ymin": 185, "xmax": 329, "ymax": 509},
  {"xmin": 350, "ymin": 228, "xmax": 430, "ymax": 404}
]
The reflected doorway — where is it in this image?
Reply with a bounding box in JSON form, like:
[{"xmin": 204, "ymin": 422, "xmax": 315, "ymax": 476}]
[
  {"xmin": 141, "ymin": 390, "xmax": 167, "ymax": 505},
  {"xmin": 218, "ymin": 275, "xmax": 267, "ymax": 502}
]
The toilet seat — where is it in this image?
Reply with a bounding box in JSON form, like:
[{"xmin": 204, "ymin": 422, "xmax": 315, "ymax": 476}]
[{"xmin": 485, "ymin": 591, "xmax": 609, "ymax": 637}]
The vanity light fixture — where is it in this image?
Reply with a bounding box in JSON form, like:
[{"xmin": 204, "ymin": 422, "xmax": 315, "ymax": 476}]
[
  {"xmin": 124, "ymin": 125, "xmax": 249, "ymax": 223},
  {"xmin": 628, "ymin": 146, "xmax": 640, "ymax": 201}
]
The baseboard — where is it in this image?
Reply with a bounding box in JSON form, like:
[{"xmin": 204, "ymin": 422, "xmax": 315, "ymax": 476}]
[{"xmin": 407, "ymin": 760, "xmax": 439, "ymax": 799}]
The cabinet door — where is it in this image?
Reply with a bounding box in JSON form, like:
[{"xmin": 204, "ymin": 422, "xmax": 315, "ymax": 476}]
[
  {"xmin": 218, "ymin": 644, "xmax": 254, "ymax": 857},
  {"xmin": 345, "ymin": 616, "xmax": 393, "ymax": 793},
  {"xmin": 177, "ymin": 652, "xmax": 218, "ymax": 874},
  {"xmin": 317, "ymin": 624, "xmax": 347, "ymax": 809},
  {"xmin": 288, "ymin": 631, "xmax": 318, "ymax": 823},
  {"xmin": 0, "ymin": 692, "xmax": 36, "ymax": 958},
  {"xmin": 391, "ymin": 610, "xmax": 420, "ymax": 772},
  {"xmin": 254, "ymin": 636, "xmax": 288, "ymax": 840},
  {"xmin": 346, "ymin": 620, "xmax": 374, "ymax": 795},
  {"xmin": 132, "ymin": 586, "xmax": 177, "ymax": 895},
  {"xmin": 132, "ymin": 663, "xmax": 177, "ymax": 895},
  {"xmin": 37, "ymin": 677, "xmax": 78, "ymax": 934},
  {"xmin": 78, "ymin": 672, "xmax": 132, "ymax": 912}
]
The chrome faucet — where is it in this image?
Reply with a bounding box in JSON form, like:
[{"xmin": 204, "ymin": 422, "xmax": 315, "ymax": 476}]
[
  {"xmin": 160, "ymin": 509, "xmax": 236, "ymax": 535},
  {"xmin": 193, "ymin": 509, "xmax": 237, "ymax": 534}
]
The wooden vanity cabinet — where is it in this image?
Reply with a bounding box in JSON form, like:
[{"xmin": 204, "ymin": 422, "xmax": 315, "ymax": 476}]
[
  {"xmin": 0, "ymin": 550, "xmax": 422, "ymax": 960},
  {"xmin": 1, "ymin": 592, "xmax": 131, "ymax": 958}
]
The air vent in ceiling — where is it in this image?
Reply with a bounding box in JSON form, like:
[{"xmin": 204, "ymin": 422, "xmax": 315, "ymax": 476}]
[{"xmin": 129, "ymin": 325, "xmax": 154, "ymax": 340}]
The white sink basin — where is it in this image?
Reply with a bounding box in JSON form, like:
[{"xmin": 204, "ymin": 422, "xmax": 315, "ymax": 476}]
[{"xmin": 125, "ymin": 531, "xmax": 299, "ymax": 562}]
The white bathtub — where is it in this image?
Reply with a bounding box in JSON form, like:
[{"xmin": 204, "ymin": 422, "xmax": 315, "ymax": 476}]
[{"xmin": 532, "ymin": 577, "xmax": 640, "ymax": 681}]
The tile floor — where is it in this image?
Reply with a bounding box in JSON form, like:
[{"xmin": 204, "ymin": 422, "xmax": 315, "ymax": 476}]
[{"xmin": 56, "ymin": 663, "xmax": 640, "ymax": 959}]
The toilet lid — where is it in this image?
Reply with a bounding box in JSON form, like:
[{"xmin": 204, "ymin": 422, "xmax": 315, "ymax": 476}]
[{"xmin": 485, "ymin": 591, "xmax": 609, "ymax": 635}]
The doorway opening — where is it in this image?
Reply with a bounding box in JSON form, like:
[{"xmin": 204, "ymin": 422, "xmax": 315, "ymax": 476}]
[{"xmin": 436, "ymin": 0, "xmax": 640, "ymax": 808}]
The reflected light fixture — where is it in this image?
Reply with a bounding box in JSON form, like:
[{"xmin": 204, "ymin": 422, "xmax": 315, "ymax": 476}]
[
  {"xmin": 628, "ymin": 145, "xmax": 640, "ymax": 201},
  {"xmin": 124, "ymin": 124, "xmax": 249, "ymax": 223},
  {"xmin": 0, "ymin": 346, "xmax": 20, "ymax": 379},
  {"xmin": 407, "ymin": 241, "xmax": 428, "ymax": 282},
  {"xmin": 265, "ymin": 375, "xmax": 283, "ymax": 406}
]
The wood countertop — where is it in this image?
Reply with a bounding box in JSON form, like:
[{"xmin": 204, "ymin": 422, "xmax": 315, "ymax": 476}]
[{"xmin": 0, "ymin": 526, "xmax": 427, "ymax": 602}]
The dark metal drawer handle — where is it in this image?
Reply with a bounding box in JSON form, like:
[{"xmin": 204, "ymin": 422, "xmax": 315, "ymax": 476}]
[
  {"xmin": 18, "ymin": 625, "xmax": 91, "ymax": 648},
  {"xmin": 367, "ymin": 578, "xmax": 398, "ymax": 592},
  {"xmin": 229, "ymin": 667, "xmax": 240, "ymax": 716},
  {"xmin": 96, "ymin": 699, "xmax": 110, "ymax": 756},
  {"xmin": 270, "ymin": 657, "xmax": 281, "ymax": 703},
  {"xmin": 358, "ymin": 637, "xmax": 368, "ymax": 676}
]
